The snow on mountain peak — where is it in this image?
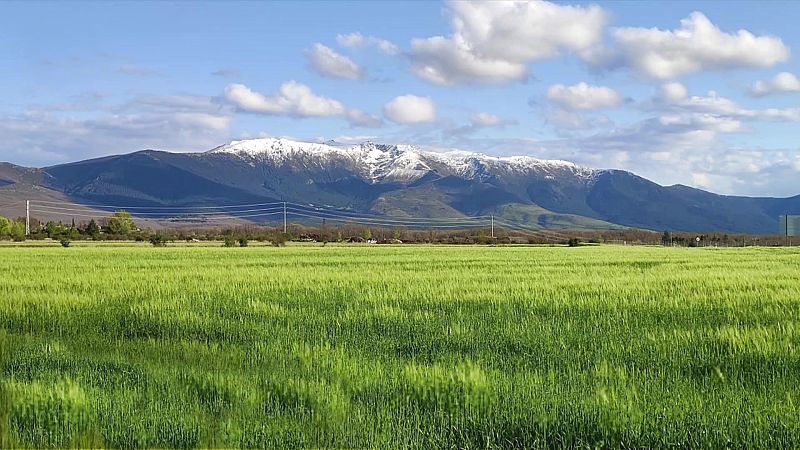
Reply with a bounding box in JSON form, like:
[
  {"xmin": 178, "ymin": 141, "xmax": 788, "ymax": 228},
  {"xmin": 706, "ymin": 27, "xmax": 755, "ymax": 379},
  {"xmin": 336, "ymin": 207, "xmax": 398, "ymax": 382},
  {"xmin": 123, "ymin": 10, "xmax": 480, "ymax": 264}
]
[{"xmin": 208, "ymin": 138, "xmax": 594, "ymax": 183}]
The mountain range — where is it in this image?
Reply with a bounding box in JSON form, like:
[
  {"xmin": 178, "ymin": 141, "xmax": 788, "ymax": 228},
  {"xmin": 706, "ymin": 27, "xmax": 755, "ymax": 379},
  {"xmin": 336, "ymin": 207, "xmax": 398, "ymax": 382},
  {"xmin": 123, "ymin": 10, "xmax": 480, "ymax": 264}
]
[{"xmin": 1, "ymin": 138, "xmax": 798, "ymax": 234}]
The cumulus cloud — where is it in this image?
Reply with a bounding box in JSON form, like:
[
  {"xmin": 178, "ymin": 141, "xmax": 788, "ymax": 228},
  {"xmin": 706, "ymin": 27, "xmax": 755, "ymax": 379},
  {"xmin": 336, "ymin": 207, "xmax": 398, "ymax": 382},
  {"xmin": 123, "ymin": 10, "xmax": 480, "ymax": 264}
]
[
  {"xmin": 659, "ymin": 82, "xmax": 689, "ymax": 103},
  {"xmin": 409, "ymin": 0, "xmax": 607, "ymax": 85},
  {"xmin": 336, "ymin": 32, "xmax": 399, "ymax": 55},
  {"xmin": 224, "ymin": 82, "xmax": 380, "ymax": 128},
  {"xmin": 610, "ymin": 12, "xmax": 789, "ymax": 80},
  {"xmin": 470, "ymin": 112, "xmax": 505, "ymax": 127},
  {"xmin": 306, "ymin": 43, "xmax": 365, "ymax": 80},
  {"xmin": 751, "ymin": 72, "xmax": 800, "ymax": 96},
  {"xmin": 546, "ymin": 82, "xmax": 623, "ymax": 110},
  {"xmin": 383, "ymin": 95, "xmax": 437, "ymax": 124},
  {"xmin": 224, "ymin": 82, "xmax": 346, "ymax": 117}
]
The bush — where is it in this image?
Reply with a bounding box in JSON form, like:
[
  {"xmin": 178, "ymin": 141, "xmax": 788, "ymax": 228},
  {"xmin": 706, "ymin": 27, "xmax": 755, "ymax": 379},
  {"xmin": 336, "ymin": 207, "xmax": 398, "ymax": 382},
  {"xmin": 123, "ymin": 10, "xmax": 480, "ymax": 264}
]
[
  {"xmin": 149, "ymin": 234, "xmax": 167, "ymax": 247},
  {"xmin": 270, "ymin": 233, "xmax": 288, "ymax": 247},
  {"xmin": 223, "ymin": 236, "xmax": 236, "ymax": 247},
  {"xmin": 59, "ymin": 238, "xmax": 71, "ymax": 248},
  {"xmin": 238, "ymin": 238, "xmax": 248, "ymax": 247},
  {"xmin": 567, "ymin": 238, "xmax": 581, "ymax": 247}
]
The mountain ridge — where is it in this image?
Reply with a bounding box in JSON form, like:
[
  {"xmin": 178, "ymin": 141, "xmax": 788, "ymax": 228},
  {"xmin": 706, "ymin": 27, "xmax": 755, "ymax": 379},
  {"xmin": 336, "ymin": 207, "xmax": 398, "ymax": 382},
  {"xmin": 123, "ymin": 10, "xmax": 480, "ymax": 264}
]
[{"xmin": 1, "ymin": 138, "xmax": 798, "ymax": 234}]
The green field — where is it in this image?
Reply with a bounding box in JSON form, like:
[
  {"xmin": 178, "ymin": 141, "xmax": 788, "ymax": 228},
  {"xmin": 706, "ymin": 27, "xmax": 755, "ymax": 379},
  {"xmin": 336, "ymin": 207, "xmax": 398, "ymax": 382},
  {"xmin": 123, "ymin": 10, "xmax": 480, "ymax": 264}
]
[{"xmin": 1, "ymin": 244, "xmax": 799, "ymax": 448}]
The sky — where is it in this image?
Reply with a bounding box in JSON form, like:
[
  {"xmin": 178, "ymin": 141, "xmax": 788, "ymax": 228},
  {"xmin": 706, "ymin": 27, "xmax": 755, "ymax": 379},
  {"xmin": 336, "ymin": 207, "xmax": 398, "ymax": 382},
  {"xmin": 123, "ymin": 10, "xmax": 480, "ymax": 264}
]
[{"xmin": 1, "ymin": 1, "xmax": 800, "ymax": 197}]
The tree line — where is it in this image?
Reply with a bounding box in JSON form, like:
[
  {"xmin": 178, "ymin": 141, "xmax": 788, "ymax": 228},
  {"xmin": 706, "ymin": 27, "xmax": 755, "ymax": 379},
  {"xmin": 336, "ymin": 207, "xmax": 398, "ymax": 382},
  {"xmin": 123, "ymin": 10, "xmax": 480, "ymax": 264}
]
[
  {"xmin": 1, "ymin": 211, "xmax": 794, "ymax": 247},
  {"xmin": 0, "ymin": 211, "xmax": 139, "ymax": 245}
]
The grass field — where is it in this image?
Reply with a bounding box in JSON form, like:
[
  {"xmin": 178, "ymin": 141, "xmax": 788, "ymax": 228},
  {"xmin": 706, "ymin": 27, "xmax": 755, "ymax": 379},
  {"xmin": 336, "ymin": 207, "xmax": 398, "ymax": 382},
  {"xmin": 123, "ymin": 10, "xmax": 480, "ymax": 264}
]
[{"xmin": 1, "ymin": 244, "xmax": 799, "ymax": 448}]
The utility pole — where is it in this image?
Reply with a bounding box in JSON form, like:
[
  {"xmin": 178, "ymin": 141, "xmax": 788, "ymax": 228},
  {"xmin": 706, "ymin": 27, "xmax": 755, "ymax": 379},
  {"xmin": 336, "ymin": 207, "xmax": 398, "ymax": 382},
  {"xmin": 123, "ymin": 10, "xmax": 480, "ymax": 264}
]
[
  {"xmin": 283, "ymin": 201, "xmax": 287, "ymax": 234},
  {"xmin": 491, "ymin": 215, "xmax": 494, "ymax": 238},
  {"xmin": 787, "ymin": 213, "xmax": 791, "ymax": 247},
  {"xmin": 25, "ymin": 200, "xmax": 30, "ymax": 236}
]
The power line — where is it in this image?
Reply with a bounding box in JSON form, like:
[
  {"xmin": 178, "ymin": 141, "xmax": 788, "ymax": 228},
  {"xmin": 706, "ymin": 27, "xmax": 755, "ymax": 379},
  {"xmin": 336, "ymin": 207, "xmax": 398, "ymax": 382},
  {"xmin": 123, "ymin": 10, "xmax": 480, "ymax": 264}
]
[
  {"xmin": 29, "ymin": 203, "xmax": 285, "ymax": 217},
  {"xmin": 285, "ymin": 206, "xmax": 490, "ymax": 226},
  {"xmin": 26, "ymin": 198, "xmax": 576, "ymax": 237},
  {"xmin": 286, "ymin": 202, "xmax": 492, "ymax": 222},
  {"xmin": 494, "ymin": 219, "xmax": 570, "ymax": 241},
  {"xmin": 496, "ymin": 221, "xmax": 569, "ymax": 241},
  {"xmin": 29, "ymin": 200, "xmax": 285, "ymax": 210},
  {"xmin": 287, "ymin": 210, "xmax": 490, "ymax": 229},
  {"xmin": 29, "ymin": 198, "xmax": 491, "ymax": 223},
  {"xmin": 29, "ymin": 208, "xmax": 285, "ymax": 221}
]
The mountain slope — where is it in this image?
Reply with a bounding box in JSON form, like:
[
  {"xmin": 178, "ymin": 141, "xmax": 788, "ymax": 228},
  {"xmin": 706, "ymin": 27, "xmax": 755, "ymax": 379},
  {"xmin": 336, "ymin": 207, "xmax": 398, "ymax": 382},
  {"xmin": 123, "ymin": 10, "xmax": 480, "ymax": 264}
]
[{"xmin": 1, "ymin": 138, "xmax": 797, "ymax": 233}]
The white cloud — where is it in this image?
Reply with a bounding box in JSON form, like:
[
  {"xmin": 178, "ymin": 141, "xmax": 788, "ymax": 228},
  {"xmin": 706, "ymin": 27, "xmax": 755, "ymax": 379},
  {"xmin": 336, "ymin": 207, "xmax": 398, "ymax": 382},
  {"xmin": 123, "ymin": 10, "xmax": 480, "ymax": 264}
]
[
  {"xmin": 546, "ymin": 82, "xmax": 623, "ymax": 110},
  {"xmin": 751, "ymin": 72, "xmax": 800, "ymax": 96},
  {"xmin": 224, "ymin": 82, "xmax": 346, "ymax": 117},
  {"xmin": 659, "ymin": 82, "xmax": 689, "ymax": 102},
  {"xmin": 383, "ymin": 95, "xmax": 436, "ymax": 124},
  {"xmin": 336, "ymin": 32, "xmax": 399, "ymax": 55},
  {"xmin": 410, "ymin": 37, "xmax": 529, "ymax": 85},
  {"xmin": 470, "ymin": 112, "xmax": 504, "ymax": 127},
  {"xmin": 409, "ymin": 0, "xmax": 607, "ymax": 85},
  {"xmin": 306, "ymin": 43, "xmax": 364, "ymax": 80},
  {"xmin": 611, "ymin": 12, "xmax": 789, "ymax": 80},
  {"xmin": 224, "ymin": 82, "xmax": 380, "ymax": 128},
  {"xmin": 653, "ymin": 85, "xmax": 800, "ymax": 122}
]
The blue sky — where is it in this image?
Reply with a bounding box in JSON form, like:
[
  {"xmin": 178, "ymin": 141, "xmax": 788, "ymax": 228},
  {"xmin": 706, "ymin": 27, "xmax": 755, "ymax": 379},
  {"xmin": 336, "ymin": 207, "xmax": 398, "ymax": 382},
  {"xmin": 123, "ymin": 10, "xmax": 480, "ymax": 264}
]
[{"xmin": 2, "ymin": 1, "xmax": 800, "ymax": 197}]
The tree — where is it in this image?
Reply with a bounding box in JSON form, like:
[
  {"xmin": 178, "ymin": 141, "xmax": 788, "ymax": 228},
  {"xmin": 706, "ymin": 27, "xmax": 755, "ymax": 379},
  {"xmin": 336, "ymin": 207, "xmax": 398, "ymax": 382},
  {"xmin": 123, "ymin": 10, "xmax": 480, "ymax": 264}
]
[
  {"xmin": 108, "ymin": 210, "xmax": 136, "ymax": 236},
  {"xmin": 270, "ymin": 232, "xmax": 288, "ymax": 247},
  {"xmin": 0, "ymin": 216, "xmax": 10, "ymax": 238},
  {"xmin": 661, "ymin": 230, "xmax": 672, "ymax": 247},
  {"xmin": 45, "ymin": 221, "xmax": 65, "ymax": 239},
  {"xmin": 86, "ymin": 219, "xmax": 100, "ymax": 239},
  {"xmin": 10, "ymin": 221, "xmax": 26, "ymax": 242},
  {"xmin": 149, "ymin": 233, "xmax": 167, "ymax": 247},
  {"xmin": 361, "ymin": 228, "xmax": 372, "ymax": 241}
]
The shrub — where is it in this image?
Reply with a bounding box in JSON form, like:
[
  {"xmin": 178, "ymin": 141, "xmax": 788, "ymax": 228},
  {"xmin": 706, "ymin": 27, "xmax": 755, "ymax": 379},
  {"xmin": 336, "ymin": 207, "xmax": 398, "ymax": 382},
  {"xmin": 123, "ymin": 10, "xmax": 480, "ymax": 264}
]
[
  {"xmin": 238, "ymin": 238, "xmax": 248, "ymax": 247},
  {"xmin": 149, "ymin": 234, "xmax": 167, "ymax": 247},
  {"xmin": 223, "ymin": 236, "xmax": 237, "ymax": 247},
  {"xmin": 270, "ymin": 233, "xmax": 288, "ymax": 247},
  {"xmin": 59, "ymin": 238, "xmax": 71, "ymax": 248},
  {"xmin": 567, "ymin": 238, "xmax": 581, "ymax": 247}
]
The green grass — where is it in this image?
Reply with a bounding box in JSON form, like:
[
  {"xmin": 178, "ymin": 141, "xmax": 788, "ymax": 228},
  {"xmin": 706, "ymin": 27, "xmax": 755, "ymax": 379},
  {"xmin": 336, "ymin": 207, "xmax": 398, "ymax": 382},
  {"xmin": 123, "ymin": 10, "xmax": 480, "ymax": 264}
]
[{"xmin": 1, "ymin": 245, "xmax": 799, "ymax": 448}]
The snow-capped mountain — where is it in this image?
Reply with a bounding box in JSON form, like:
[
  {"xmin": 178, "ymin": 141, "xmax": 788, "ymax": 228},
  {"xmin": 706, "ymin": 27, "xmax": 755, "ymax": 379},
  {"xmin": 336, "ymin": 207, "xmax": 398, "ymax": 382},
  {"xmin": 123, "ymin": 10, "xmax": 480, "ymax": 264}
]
[
  {"xmin": 11, "ymin": 137, "xmax": 798, "ymax": 233},
  {"xmin": 208, "ymin": 138, "xmax": 598, "ymax": 185}
]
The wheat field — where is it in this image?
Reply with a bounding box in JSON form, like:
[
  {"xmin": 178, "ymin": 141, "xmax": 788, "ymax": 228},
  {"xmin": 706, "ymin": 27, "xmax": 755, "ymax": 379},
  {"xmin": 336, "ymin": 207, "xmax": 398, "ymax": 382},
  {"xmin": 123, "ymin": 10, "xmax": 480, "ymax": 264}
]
[{"xmin": 1, "ymin": 244, "xmax": 799, "ymax": 448}]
